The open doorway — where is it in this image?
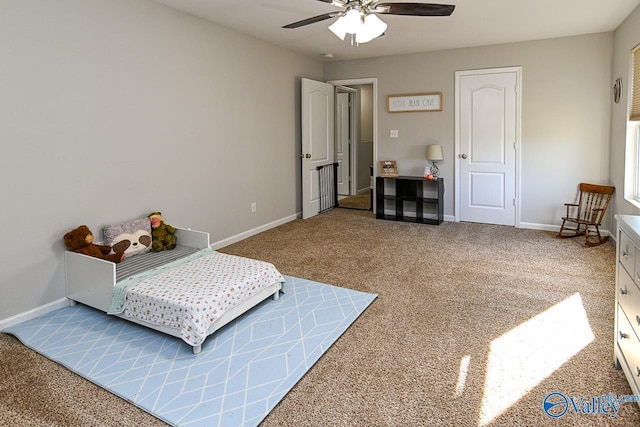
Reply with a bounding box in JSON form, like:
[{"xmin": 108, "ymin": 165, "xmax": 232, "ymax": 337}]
[{"xmin": 335, "ymin": 83, "xmax": 374, "ymax": 211}]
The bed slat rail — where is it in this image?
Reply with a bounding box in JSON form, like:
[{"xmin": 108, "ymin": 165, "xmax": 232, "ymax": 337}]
[{"xmin": 116, "ymin": 246, "xmax": 201, "ymax": 282}]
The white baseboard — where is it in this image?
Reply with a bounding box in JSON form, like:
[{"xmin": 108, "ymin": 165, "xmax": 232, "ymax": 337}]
[
  {"xmin": 211, "ymin": 214, "xmax": 298, "ymax": 250},
  {"xmin": 0, "ymin": 297, "xmax": 70, "ymax": 331},
  {"xmin": 518, "ymin": 222, "xmax": 560, "ymax": 232},
  {"xmin": 518, "ymin": 221, "xmax": 611, "ymax": 237}
]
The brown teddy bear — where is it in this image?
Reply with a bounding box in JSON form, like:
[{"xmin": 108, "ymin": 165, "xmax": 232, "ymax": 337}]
[
  {"xmin": 63, "ymin": 225, "xmax": 125, "ymax": 263},
  {"xmin": 148, "ymin": 212, "xmax": 177, "ymax": 252}
]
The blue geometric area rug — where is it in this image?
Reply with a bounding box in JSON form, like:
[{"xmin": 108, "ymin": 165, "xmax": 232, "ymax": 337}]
[{"xmin": 3, "ymin": 276, "xmax": 376, "ymax": 427}]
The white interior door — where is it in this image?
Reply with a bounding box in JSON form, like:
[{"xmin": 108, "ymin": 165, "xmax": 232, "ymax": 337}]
[
  {"xmin": 336, "ymin": 91, "xmax": 350, "ymax": 196},
  {"xmin": 301, "ymin": 78, "xmax": 335, "ymax": 219},
  {"xmin": 456, "ymin": 69, "xmax": 520, "ymax": 226}
]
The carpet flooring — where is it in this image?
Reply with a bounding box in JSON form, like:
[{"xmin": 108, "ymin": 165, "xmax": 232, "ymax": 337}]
[
  {"xmin": 2, "ymin": 208, "xmax": 640, "ymax": 426},
  {"xmin": 3, "ymin": 276, "xmax": 375, "ymax": 427}
]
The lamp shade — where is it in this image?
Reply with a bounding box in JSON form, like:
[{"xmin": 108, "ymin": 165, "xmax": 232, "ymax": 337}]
[{"xmin": 426, "ymin": 144, "xmax": 443, "ymax": 161}]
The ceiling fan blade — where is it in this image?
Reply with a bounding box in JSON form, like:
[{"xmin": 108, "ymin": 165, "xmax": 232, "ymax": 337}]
[
  {"xmin": 316, "ymin": 0, "xmax": 348, "ymax": 6},
  {"xmin": 372, "ymin": 3, "xmax": 455, "ymax": 16},
  {"xmin": 282, "ymin": 12, "xmax": 341, "ymax": 29}
]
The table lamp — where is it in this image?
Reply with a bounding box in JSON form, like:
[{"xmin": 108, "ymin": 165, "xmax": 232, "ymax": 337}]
[{"xmin": 426, "ymin": 144, "xmax": 443, "ymax": 178}]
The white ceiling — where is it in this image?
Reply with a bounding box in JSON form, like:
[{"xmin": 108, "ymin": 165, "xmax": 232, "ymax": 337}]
[{"xmin": 152, "ymin": 0, "xmax": 640, "ymax": 61}]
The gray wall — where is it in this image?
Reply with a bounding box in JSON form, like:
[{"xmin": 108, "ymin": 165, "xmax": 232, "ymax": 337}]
[
  {"xmin": 324, "ymin": 33, "xmax": 614, "ymax": 228},
  {"xmin": 0, "ymin": 0, "xmax": 322, "ymax": 319},
  {"xmin": 610, "ymin": 5, "xmax": 640, "ymax": 216}
]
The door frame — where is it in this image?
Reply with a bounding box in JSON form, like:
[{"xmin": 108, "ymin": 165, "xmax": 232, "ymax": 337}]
[
  {"xmin": 454, "ymin": 67, "xmax": 522, "ymax": 227},
  {"xmin": 328, "ymin": 78, "xmax": 379, "ymax": 211},
  {"xmin": 335, "ymin": 86, "xmax": 358, "ymax": 196}
]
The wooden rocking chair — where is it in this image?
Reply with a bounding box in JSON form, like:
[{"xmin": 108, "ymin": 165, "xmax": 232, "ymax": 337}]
[{"xmin": 558, "ymin": 183, "xmax": 615, "ymax": 246}]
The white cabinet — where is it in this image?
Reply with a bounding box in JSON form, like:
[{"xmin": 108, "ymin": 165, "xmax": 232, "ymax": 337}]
[{"xmin": 614, "ymin": 214, "xmax": 640, "ymax": 401}]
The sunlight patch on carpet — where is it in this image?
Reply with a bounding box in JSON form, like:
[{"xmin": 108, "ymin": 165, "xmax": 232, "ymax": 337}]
[
  {"xmin": 3, "ymin": 276, "xmax": 376, "ymax": 427},
  {"xmin": 478, "ymin": 293, "xmax": 594, "ymax": 426},
  {"xmin": 455, "ymin": 355, "xmax": 471, "ymax": 398}
]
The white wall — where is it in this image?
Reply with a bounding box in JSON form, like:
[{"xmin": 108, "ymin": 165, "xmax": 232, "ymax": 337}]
[
  {"xmin": 324, "ymin": 33, "xmax": 614, "ymax": 228},
  {"xmin": 610, "ymin": 4, "xmax": 640, "ymax": 216},
  {"xmin": 0, "ymin": 0, "xmax": 322, "ymax": 320}
]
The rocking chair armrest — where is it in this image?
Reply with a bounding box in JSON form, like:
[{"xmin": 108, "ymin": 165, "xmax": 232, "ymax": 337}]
[{"xmin": 563, "ymin": 203, "xmax": 579, "ymax": 216}]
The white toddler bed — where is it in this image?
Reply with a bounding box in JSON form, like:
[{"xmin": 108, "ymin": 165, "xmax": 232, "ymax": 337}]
[{"xmin": 65, "ymin": 228, "xmax": 284, "ymax": 354}]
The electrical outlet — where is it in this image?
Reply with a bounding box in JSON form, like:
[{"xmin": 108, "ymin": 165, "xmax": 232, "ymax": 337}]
[
  {"xmin": 251, "ymin": 202, "xmax": 257, "ymax": 213},
  {"xmin": 390, "ymin": 129, "xmax": 399, "ymax": 138}
]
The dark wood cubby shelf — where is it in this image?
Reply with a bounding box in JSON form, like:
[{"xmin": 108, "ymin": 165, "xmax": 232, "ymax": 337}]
[{"xmin": 375, "ymin": 176, "xmax": 443, "ymax": 225}]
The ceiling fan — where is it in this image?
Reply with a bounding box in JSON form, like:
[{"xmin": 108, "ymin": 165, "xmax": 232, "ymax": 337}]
[{"xmin": 282, "ymin": 1, "xmax": 455, "ymax": 44}]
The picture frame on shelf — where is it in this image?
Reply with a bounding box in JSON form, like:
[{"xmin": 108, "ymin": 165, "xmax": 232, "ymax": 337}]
[{"xmin": 379, "ymin": 160, "xmax": 398, "ymax": 177}]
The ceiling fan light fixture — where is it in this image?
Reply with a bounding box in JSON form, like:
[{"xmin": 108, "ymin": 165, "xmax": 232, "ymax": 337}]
[
  {"xmin": 355, "ymin": 13, "xmax": 387, "ymax": 43},
  {"xmin": 328, "ymin": 16, "xmax": 348, "ymax": 40},
  {"xmin": 343, "ymin": 8, "xmax": 362, "ymax": 34},
  {"xmin": 329, "ymin": 10, "xmax": 387, "ymax": 44}
]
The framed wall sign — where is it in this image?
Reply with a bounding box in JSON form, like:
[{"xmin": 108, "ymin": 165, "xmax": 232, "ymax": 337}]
[
  {"xmin": 379, "ymin": 160, "xmax": 398, "ymax": 177},
  {"xmin": 387, "ymin": 92, "xmax": 443, "ymax": 113}
]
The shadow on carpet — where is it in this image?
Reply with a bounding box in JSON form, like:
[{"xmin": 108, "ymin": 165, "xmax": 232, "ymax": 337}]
[{"xmin": 2, "ymin": 276, "xmax": 376, "ymax": 427}]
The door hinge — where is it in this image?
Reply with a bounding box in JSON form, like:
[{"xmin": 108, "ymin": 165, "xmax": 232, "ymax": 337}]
[{"xmin": 513, "ymin": 198, "xmax": 516, "ymax": 206}]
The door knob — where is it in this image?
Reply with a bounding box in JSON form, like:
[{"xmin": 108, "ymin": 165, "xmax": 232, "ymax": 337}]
[{"xmin": 460, "ymin": 153, "xmax": 468, "ymax": 159}]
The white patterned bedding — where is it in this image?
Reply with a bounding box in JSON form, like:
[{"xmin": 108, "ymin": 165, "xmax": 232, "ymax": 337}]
[{"xmin": 120, "ymin": 251, "xmax": 284, "ymax": 346}]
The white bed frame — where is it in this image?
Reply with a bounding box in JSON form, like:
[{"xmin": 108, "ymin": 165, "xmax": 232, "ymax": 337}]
[{"xmin": 65, "ymin": 227, "xmax": 281, "ymax": 354}]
